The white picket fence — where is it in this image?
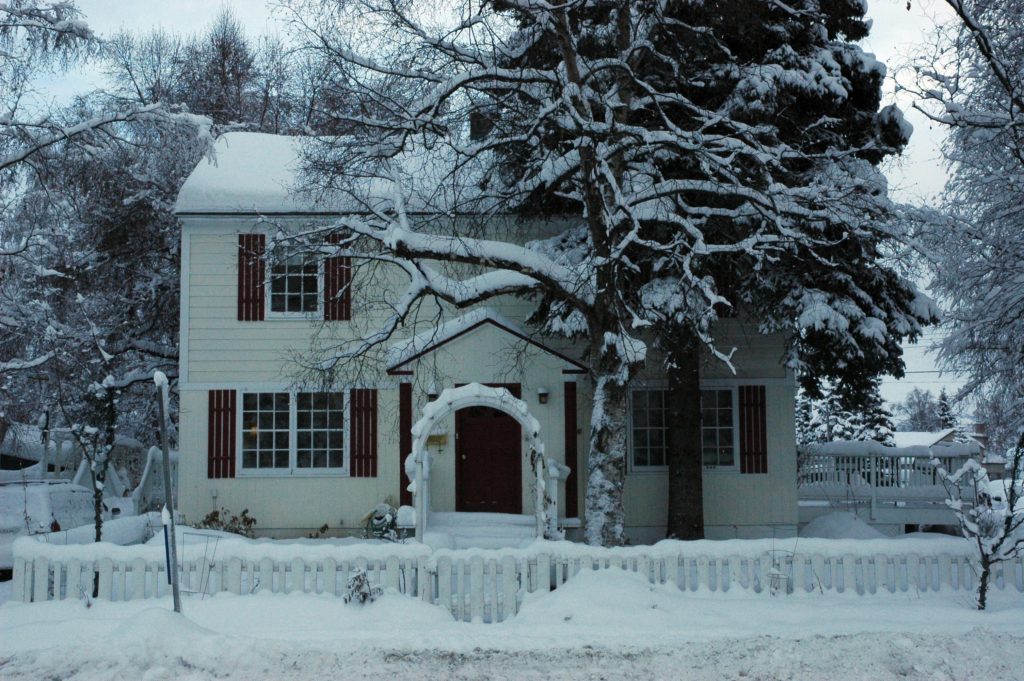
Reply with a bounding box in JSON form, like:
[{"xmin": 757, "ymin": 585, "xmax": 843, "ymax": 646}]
[{"xmin": 13, "ymin": 548, "xmax": 1024, "ymax": 622}]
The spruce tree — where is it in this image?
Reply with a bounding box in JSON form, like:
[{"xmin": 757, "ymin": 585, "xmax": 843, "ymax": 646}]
[
  {"xmin": 849, "ymin": 377, "xmax": 896, "ymax": 445},
  {"xmin": 937, "ymin": 387, "xmax": 956, "ymax": 429}
]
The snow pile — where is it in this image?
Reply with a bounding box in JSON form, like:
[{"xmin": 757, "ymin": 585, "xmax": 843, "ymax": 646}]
[
  {"xmin": 799, "ymin": 512, "xmax": 885, "ymax": 540},
  {"xmin": 0, "ymin": 577, "xmax": 1022, "ymax": 680},
  {"xmin": 513, "ymin": 568, "xmax": 684, "ymax": 630},
  {"xmin": 36, "ymin": 512, "xmax": 161, "ymax": 546},
  {"xmin": 15, "ymin": 524, "xmax": 430, "ymax": 564}
]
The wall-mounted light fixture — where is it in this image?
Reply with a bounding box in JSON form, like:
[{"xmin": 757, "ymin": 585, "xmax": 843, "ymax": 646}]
[
  {"xmin": 427, "ymin": 382, "xmax": 440, "ymax": 401},
  {"xmin": 537, "ymin": 386, "xmax": 550, "ymax": 405}
]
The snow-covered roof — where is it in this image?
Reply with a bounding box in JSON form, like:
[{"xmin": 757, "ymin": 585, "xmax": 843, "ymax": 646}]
[
  {"xmin": 891, "ymin": 429, "xmax": 956, "ymax": 448},
  {"xmin": 386, "ymin": 308, "xmax": 586, "ymax": 374},
  {"xmin": 175, "ymin": 133, "xmax": 308, "ymax": 214},
  {"xmin": 174, "ymin": 132, "xmax": 475, "ymax": 215}
]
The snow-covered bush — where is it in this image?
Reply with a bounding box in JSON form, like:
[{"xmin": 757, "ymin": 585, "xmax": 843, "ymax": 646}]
[
  {"xmin": 933, "ymin": 447, "xmax": 1023, "ymax": 610},
  {"xmin": 342, "ymin": 568, "xmax": 382, "ymax": 606},
  {"xmin": 363, "ymin": 503, "xmax": 397, "ymax": 542}
]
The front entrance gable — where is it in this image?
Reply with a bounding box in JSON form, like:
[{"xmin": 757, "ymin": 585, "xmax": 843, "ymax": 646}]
[{"xmin": 386, "ymin": 308, "xmax": 587, "ymax": 377}]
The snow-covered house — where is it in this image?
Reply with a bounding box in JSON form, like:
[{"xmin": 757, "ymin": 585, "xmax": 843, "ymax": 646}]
[
  {"xmin": 172, "ymin": 133, "xmax": 799, "ymax": 544},
  {"xmin": 892, "ymin": 429, "xmax": 986, "ymax": 455}
]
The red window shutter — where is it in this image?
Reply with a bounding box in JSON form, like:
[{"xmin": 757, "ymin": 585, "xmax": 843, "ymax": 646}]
[
  {"xmin": 563, "ymin": 381, "xmax": 578, "ymax": 518},
  {"xmin": 399, "ymin": 383, "xmax": 413, "ymax": 505},
  {"xmin": 324, "ymin": 234, "xmax": 351, "ymax": 321},
  {"xmin": 739, "ymin": 385, "xmax": 767, "ymax": 474},
  {"xmin": 237, "ymin": 234, "xmax": 265, "ymax": 321},
  {"xmin": 208, "ymin": 390, "xmax": 236, "ymax": 478},
  {"xmin": 350, "ymin": 388, "xmax": 378, "ymax": 477}
]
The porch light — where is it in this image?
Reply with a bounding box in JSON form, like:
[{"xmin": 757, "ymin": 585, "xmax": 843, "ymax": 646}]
[
  {"xmin": 427, "ymin": 382, "xmax": 439, "ymax": 401},
  {"xmin": 537, "ymin": 386, "xmax": 549, "ymax": 404}
]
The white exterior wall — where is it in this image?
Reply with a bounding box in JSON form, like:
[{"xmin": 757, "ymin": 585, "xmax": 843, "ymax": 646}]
[
  {"xmin": 177, "ymin": 388, "xmax": 401, "ymax": 535},
  {"xmin": 179, "ymin": 215, "xmax": 796, "ymax": 540}
]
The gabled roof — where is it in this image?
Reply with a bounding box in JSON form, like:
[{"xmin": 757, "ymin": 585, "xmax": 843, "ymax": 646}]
[
  {"xmin": 386, "ymin": 308, "xmax": 587, "ymax": 375},
  {"xmin": 174, "ymin": 132, "xmax": 475, "ymax": 215}
]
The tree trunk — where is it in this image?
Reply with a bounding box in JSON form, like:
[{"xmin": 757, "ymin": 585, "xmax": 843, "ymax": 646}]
[
  {"xmin": 93, "ymin": 470, "xmax": 103, "ymax": 598},
  {"xmin": 977, "ymin": 553, "xmax": 991, "ymax": 610},
  {"xmin": 666, "ymin": 330, "xmax": 704, "ymax": 539},
  {"xmin": 584, "ymin": 371, "xmax": 630, "ymax": 546}
]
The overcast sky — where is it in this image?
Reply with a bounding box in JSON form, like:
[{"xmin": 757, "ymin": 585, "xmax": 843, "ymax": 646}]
[{"xmin": 49, "ymin": 0, "xmax": 967, "ymax": 412}]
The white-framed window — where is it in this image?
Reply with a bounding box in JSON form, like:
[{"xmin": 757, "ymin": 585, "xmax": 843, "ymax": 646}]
[
  {"xmin": 628, "ymin": 385, "xmax": 739, "ymax": 471},
  {"xmin": 239, "ymin": 391, "xmax": 347, "ymax": 475},
  {"xmin": 700, "ymin": 387, "xmax": 737, "ymax": 469},
  {"xmin": 267, "ymin": 252, "xmax": 321, "ymax": 317},
  {"xmin": 630, "ymin": 388, "xmax": 669, "ymax": 469}
]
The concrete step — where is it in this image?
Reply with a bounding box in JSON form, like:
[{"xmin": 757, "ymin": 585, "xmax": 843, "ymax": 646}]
[{"xmin": 423, "ymin": 512, "xmax": 538, "ymax": 549}]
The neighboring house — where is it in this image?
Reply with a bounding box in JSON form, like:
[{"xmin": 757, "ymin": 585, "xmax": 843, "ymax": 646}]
[
  {"xmin": 892, "ymin": 429, "xmax": 986, "ymax": 456},
  {"xmin": 894, "ymin": 427, "xmax": 1003, "ymax": 478},
  {"xmin": 891, "ymin": 429, "xmax": 959, "ymax": 449},
  {"xmin": 173, "ymin": 132, "xmax": 798, "ymax": 544}
]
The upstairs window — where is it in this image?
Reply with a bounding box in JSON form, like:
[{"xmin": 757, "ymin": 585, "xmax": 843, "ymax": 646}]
[
  {"xmin": 238, "ymin": 234, "xmax": 351, "ymax": 322},
  {"xmin": 268, "ymin": 254, "xmax": 319, "ymax": 315}
]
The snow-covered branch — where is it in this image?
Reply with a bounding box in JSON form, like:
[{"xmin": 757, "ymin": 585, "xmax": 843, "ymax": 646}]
[{"xmin": 0, "ymin": 351, "xmax": 54, "ymax": 372}]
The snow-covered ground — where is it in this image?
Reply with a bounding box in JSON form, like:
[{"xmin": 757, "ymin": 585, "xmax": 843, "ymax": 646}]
[{"xmin": 1, "ymin": 568, "xmax": 1021, "ymax": 680}]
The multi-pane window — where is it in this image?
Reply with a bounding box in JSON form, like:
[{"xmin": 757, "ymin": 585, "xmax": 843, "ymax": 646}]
[
  {"xmin": 296, "ymin": 393, "xmax": 345, "ymax": 469},
  {"xmin": 631, "ymin": 389, "xmax": 669, "ymax": 468},
  {"xmin": 241, "ymin": 393, "xmax": 290, "ymax": 470},
  {"xmin": 269, "ymin": 254, "xmax": 319, "ymax": 314},
  {"xmin": 701, "ymin": 389, "xmax": 735, "ymax": 468},
  {"xmin": 240, "ymin": 392, "xmax": 346, "ymax": 474}
]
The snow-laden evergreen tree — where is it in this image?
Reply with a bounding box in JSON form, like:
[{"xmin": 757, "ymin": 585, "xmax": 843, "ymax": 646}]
[
  {"xmin": 795, "ymin": 392, "xmax": 815, "ymax": 448},
  {"xmin": 803, "ymin": 386, "xmax": 858, "ymax": 443},
  {"xmin": 937, "ymin": 387, "xmax": 956, "ymax": 429},
  {"xmin": 847, "ymin": 377, "xmax": 895, "ymax": 445},
  {"xmin": 280, "ymin": 0, "xmax": 935, "ymax": 545}
]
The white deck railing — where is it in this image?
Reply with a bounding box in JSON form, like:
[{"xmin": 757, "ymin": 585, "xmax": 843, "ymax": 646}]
[
  {"xmin": 13, "ymin": 543, "xmax": 1023, "ymax": 621},
  {"xmin": 798, "ymin": 441, "xmax": 977, "ymax": 522}
]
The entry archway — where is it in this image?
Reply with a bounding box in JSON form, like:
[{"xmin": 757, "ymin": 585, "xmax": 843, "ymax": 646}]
[{"xmin": 405, "ymin": 383, "xmax": 564, "ymax": 541}]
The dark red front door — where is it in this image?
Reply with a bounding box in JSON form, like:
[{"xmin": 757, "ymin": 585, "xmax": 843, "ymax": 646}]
[{"xmin": 456, "ymin": 384, "xmax": 522, "ymax": 513}]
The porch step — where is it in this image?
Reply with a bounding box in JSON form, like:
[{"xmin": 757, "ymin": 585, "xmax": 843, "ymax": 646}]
[{"xmin": 424, "ymin": 512, "xmax": 537, "ymax": 550}]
